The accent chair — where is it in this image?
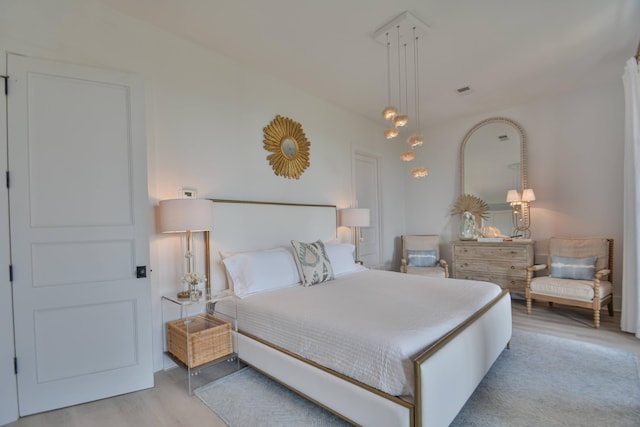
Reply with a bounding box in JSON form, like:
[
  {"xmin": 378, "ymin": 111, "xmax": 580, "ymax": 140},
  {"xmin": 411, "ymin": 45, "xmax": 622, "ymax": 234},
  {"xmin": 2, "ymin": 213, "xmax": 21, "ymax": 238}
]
[
  {"xmin": 401, "ymin": 235, "xmax": 449, "ymax": 278},
  {"xmin": 526, "ymin": 237, "xmax": 614, "ymax": 328}
]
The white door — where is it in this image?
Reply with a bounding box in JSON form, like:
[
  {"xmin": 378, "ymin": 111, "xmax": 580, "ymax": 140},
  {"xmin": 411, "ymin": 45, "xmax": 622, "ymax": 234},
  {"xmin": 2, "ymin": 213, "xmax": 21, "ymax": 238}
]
[
  {"xmin": 354, "ymin": 152, "xmax": 382, "ymax": 268},
  {"xmin": 8, "ymin": 54, "xmax": 153, "ymax": 416}
]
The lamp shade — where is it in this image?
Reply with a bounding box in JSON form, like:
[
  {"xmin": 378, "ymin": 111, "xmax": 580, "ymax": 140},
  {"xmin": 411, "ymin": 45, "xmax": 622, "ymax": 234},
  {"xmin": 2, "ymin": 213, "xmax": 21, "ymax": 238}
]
[
  {"xmin": 522, "ymin": 189, "xmax": 536, "ymax": 202},
  {"xmin": 339, "ymin": 208, "xmax": 370, "ymax": 227},
  {"xmin": 506, "ymin": 189, "xmax": 520, "ymax": 203},
  {"xmin": 157, "ymin": 199, "xmax": 214, "ymax": 233}
]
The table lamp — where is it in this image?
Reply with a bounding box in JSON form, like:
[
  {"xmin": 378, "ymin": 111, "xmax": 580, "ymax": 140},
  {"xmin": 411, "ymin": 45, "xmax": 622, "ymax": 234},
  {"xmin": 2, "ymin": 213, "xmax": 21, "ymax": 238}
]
[
  {"xmin": 338, "ymin": 208, "xmax": 370, "ymax": 264},
  {"xmin": 158, "ymin": 199, "xmax": 214, "ymax": 296}
]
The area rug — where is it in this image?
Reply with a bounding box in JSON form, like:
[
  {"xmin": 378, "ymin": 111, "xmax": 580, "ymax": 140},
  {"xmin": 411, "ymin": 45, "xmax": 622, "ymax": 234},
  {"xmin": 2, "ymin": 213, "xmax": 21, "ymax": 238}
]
[{"xmin": 195, "ymin": 329, "xmax": 640, "ymax": 426}]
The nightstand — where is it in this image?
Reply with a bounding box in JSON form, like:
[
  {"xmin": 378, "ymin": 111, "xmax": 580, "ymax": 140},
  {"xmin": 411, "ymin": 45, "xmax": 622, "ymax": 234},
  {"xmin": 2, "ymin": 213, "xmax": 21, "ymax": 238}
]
[{"xmin": 161, "ymin": 291, "xmax": 238, "ymax": 394}]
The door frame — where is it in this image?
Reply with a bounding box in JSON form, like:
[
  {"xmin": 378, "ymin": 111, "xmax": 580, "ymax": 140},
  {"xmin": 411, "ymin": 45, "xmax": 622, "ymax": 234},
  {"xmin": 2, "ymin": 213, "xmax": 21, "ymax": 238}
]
[
  {"xmin": 0, "ymin": 51, "xmax": 19, "ymax": 426},
  {"xmin": 352, "ymin": 148, "xmax": 384, "ymax": 269}
]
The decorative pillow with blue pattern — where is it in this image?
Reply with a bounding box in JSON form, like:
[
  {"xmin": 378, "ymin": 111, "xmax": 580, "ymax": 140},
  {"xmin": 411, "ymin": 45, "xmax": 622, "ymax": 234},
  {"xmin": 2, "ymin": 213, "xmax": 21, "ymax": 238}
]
[
  {"xmin": 407, "ymin": 249, "xmax": 437, "ymax": 267},
  {"xmin": 291, "ymin": 240, "xmax": 335, "ymax": 286},
  {"xmin": 550, "ymin": 255, "xmax": 597, "ymax": 280}
]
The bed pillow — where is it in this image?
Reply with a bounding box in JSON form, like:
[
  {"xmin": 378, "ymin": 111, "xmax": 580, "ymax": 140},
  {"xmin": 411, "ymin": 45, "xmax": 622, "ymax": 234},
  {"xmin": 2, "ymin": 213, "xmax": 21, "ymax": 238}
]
[
  {"xmin": 324, "ymin": 242, "xmax": 367, "ymax": 277},
  {"xmin": 407, "ymin": 249, "xmax": 437, "ymax": 267},
  {"xmin": 550, "ymin": 255, "xmax": 597, "ymax": 280},
  {"xmin": 222, "ymin": 247, "xmax": 301, "ymax": 298},
  {"xmin": 291, "ymin": 240, "xmax": 335, "ymax": 286}
]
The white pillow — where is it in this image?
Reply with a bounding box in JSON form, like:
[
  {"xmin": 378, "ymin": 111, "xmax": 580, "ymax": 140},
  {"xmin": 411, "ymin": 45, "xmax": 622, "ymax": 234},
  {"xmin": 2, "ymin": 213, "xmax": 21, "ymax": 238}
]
[
  {"xmin": 324, "ymin": 242, "xmax": 367, "ymax": 277},
  {"xmin": 222, "ymin": 247, "xmax": 301, "ymax": 298}
]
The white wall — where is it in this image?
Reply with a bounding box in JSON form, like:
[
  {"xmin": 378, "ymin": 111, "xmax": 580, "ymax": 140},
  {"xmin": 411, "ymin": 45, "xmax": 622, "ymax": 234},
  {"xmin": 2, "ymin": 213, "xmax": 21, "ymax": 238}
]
[
  {"xmin": 405, "ymin": 79, "xmax": 625, "ymax": 308},
  {"xmin": 0, "ymin": 0, "xmax": 406, "ymax": 381}
]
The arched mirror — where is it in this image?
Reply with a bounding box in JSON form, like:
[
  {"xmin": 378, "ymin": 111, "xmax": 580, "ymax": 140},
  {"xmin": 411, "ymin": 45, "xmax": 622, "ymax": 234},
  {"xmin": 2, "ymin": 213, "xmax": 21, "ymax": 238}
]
[{"xmin": 460, "ymin": 117, "xmax": 527, "ymax": 234}]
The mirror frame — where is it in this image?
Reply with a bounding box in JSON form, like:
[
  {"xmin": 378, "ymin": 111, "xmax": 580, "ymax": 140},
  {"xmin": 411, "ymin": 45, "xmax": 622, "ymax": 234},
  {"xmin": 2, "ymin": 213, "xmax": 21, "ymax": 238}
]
[
  {"xmin": 263, "ymin": 115, "xmax": 311, "ymax": 180},
  {"xmin": 459, "ymin": 117, "xmax": 527, "ymax": 199}
]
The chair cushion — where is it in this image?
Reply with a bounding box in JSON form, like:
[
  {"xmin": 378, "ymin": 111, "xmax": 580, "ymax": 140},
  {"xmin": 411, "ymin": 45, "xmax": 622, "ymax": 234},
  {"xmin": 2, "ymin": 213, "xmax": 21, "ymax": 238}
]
[
  {"xmin": 550, "ymin": 255, "xmax": 597, "ymax": 280},
  {"xmin": 406, "ymin": 249, "xmax": 437, "ymax": 267},
  {"xmin": 406, "ymin": 266, "xmax": 446, "ymax": 278},
  {"xmin": 530, "ymin": 276, "xmax": 612, "ymax": 302},
  {"xmin": 402, "ymin": 235, "xmax": 440, "ymax": 259}
]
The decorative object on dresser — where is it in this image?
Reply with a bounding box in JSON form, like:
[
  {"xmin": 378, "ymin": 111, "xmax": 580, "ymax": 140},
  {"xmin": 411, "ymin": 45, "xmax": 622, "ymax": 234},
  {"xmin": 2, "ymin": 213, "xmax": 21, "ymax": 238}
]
[
  {"xmin": 263, "ymin": 115, "xmax": 310, "ymax": 179},
  {"xmin": 338, "ymin": 207, "xmax": 370, "ymax": 264},
  {"xmin": 157, "ymin": 198, "xmax": 215, "ymax": 298},
  {"xmin": 401, "ymin": 234, "xmax": 449, "ymax": 277},
  {"xmin": 526, "ymin": 237, "xmax": 614, "ymax": 328},
  {"xmin": 450, "ymin": 193, "xmax": 490, "ymax": 240},
  {"xmin": 451, "ymin": 240, "xmax": 534, "ymax": 292}
]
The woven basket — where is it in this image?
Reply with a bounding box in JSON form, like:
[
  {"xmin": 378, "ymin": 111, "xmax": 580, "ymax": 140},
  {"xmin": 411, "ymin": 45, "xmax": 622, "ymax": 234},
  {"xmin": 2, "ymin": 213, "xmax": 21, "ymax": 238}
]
[{"xmin": 166, "ymin": 314, "xmax": 233, "ymax": 368}]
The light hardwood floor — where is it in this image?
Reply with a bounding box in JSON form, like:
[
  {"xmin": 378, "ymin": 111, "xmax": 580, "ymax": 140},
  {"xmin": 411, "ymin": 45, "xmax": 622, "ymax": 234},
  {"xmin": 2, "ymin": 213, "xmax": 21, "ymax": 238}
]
[{"xmin": 6, "ymin": 299, "xmax": 640, "ymax": 427}]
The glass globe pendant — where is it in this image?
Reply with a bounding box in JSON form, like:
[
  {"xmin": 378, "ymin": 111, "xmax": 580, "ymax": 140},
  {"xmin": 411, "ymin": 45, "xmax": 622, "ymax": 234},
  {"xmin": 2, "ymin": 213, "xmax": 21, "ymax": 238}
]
[{"xmin": 384, "ymin": 127, "xmax": 399, "ymax": 139}]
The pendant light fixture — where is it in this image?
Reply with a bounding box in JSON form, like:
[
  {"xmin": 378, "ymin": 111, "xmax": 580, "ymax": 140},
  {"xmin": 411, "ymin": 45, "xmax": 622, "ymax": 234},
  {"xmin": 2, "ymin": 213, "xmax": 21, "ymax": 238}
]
[
  {"xmin": 382, "ymin": 31, "xmax": 399, "ymax": 139},
  {"xmin": 375, "ymin": 12, "xmax": 430, "ymax": 176},
  {"xmin": 392, "ymin": 25, "xmax": 409, "ymax": 128},
  {"xmin": 382, "ymin": 32, "xmax": 398, "ymax": 121},
  {"xmin": 401, "ymin": 151, "xmax": 415, "ymax": 161},
  {"xmin": 407, "ymin": 27, "xmax": 424, "ymax": 148}
]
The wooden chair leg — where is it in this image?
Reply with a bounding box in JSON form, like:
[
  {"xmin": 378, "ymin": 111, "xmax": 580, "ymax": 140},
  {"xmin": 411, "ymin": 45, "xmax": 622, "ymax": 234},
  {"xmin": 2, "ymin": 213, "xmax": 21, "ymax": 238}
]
[
  {"xmin": 526, "ymin": 298, "xmax": 532, "ymax": 314},
  {"xmin": 593, "ymin": 309, "xmax": 601, "ymax": 329},
  {"xmin": 608, "ymin": 301, "xmax": 614, "ymax": 317}
]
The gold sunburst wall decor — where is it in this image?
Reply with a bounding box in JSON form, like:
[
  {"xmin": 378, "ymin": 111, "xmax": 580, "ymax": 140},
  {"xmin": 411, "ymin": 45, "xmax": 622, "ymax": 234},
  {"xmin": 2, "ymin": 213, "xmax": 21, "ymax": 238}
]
[{"xmin": 263, "ymin": 115, "xmax": 310, "ymax": 179}]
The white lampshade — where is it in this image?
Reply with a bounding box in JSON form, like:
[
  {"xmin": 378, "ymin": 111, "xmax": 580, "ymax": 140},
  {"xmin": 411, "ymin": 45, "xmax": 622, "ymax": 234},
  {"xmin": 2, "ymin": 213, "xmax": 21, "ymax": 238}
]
[
  {"xmin": 522, "ymin": 189, "xmax": 536, "ymax": 202},
  {"xmin": 157, "ymin": 199, "xmax": 214, "ymax": 233},
  {"xmin": 339, "ymin": 208, "xmax": 370, "ymax": 227},
  {"xmin": 506, "ymin": 189, "xmax": 520, "ymax": 203}
]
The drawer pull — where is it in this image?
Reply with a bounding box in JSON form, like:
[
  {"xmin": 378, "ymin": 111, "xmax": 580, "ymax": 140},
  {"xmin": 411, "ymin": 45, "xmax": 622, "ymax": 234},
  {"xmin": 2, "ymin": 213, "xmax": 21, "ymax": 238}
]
[
  {"xmin": 511, "ymin": 280, "xmax": 516, "ymax": 285},
  {"xmin": 510, "ymin": 266, "xmax": 515, "ymax": 269},
  {"xmin": 463, "ymin": 248, "xmax": 468, "ymax": 253}
]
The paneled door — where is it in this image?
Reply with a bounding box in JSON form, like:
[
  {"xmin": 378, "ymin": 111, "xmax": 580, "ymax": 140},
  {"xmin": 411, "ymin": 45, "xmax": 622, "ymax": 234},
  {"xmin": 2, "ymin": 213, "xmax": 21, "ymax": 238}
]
[{"xmin": 7, "ymin": 54, "xmax": 153, "ymax": 415}]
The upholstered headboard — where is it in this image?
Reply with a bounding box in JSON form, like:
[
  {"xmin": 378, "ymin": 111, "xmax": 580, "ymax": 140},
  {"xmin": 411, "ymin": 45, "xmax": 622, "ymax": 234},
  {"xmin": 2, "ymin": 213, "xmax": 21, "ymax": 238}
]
[{"xmin": 207, "ymin": 199, "xmax": 337, "ymax": 293}]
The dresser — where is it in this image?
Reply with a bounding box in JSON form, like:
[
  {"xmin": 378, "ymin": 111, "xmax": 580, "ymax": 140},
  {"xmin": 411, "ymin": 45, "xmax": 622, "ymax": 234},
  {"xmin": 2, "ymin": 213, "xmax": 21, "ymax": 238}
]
[{"xmin": 451, "ymin": 240, "xmax": 534, "ymax": 292}]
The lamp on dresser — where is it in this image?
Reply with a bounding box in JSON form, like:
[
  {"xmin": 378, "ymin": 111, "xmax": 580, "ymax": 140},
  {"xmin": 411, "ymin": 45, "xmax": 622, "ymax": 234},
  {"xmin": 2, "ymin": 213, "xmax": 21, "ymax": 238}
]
[
  {"xmin": 338, "ymin": 208, "xmax": 370, "ymax": 265},
  {"xmin": 506, "ymin": 188, "xmax": 536, "ymax": 238},
  {"xmin": 157, "ymin": 198, "xmax": 214, "ymax": 298}
]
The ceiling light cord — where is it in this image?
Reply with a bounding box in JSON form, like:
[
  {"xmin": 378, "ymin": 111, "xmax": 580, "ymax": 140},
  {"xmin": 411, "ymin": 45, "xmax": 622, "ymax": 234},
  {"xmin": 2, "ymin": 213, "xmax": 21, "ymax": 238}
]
[
  {"xmin": 404, "ymin": 42, "xmax": 409, "ymax": 117},
  {"xmin": 386, "ymin": 33, "xmax": 392, "ymax": 108},
  {"xmin": 397, "ymin": 25, "xmax": 402, "ymax": 114},
  {"xmin": 414, "ymin": 27, "xmax": 420, "ymax": 133}
]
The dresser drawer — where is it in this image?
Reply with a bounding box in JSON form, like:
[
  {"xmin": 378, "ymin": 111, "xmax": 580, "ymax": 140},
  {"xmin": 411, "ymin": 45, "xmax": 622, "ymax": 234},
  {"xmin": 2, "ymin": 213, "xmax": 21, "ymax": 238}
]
[
  {"xmin": 453, "ymin": 244, "xmax": 531, "ymax": 261},
  {"xmin": 450, "ymin": 240, "xmax": 534, "ymax": 292},
  {"xmin": 454, "ymin": 259, "xmax": 528, "ymax": 278},
  {"xmin": 455, "ymin": 272, "xmax": 526, "ymax": 291}
]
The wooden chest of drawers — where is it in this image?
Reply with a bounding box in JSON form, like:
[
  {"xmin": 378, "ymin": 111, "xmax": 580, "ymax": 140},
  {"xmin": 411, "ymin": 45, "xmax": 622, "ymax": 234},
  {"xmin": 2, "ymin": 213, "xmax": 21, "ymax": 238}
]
[{"xmin": 451, "ymin": 240, "xmax": 534, "ymax": 292}]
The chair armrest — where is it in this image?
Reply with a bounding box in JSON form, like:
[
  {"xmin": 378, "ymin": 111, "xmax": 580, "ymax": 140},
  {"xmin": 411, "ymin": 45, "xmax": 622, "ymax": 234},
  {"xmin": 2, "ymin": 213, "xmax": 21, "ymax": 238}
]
[
  {"xmin": 527, "ymin": 264, "xmax": 547, "ymax": 272},
  {"xmin": 594, "ymin": 269, "xmax": 611, "ymax": 280},
  {"xmin": 438, "ymin": 259, "xmax": 448, "ymax": 268}
]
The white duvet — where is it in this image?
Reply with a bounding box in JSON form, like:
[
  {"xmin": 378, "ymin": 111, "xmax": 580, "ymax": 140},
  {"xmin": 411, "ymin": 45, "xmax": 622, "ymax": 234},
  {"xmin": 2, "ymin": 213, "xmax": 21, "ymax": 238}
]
[{"xmin": 216, "ymin": 269, "xmax": 503, "ymax": 397}]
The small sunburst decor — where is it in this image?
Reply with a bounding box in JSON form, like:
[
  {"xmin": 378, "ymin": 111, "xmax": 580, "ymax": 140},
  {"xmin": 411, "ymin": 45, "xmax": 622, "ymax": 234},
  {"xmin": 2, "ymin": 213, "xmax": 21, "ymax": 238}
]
[
  {"xmin": 450, "ymin": 194, "xmax": 490, "ymax": 220},
  {"xmin": 263, "ymin": 115, "xmax": 310, "ymax": 179}
]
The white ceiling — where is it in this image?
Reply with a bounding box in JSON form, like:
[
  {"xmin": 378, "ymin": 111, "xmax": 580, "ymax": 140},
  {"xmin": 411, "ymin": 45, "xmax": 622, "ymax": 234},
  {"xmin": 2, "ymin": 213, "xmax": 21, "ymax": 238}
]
[{"xmin": 98, "ymin": 0, "xmax": 640, "ymax": 126}]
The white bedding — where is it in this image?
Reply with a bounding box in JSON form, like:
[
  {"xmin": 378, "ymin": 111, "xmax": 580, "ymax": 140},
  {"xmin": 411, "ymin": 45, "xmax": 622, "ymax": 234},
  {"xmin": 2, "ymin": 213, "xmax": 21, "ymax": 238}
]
[{"xmin": 216, "ymin": 269, "xmax": 503, "ymax": 397}]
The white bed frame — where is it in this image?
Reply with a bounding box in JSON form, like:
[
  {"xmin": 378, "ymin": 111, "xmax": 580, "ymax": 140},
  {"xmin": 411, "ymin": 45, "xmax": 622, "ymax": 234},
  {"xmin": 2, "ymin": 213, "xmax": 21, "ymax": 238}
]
[{"xmin": 207, "ymin": 199, "xmax": 512, "ymax": 427}]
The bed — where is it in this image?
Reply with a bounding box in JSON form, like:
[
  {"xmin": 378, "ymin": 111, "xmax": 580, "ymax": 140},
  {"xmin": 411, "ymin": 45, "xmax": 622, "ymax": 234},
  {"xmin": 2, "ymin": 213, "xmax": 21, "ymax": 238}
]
[{"xmin": 206, "ymin": 199, "xmax": 512, "ymax": 427}]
